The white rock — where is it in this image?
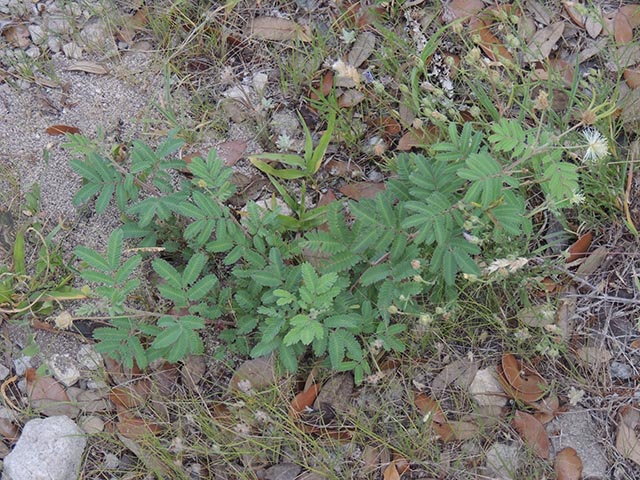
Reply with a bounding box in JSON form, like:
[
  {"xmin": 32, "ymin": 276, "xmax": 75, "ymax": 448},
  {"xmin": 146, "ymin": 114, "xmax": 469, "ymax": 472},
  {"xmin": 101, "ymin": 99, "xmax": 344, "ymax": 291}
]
[
  {"xmin": 76, "ymin": 344, "xmax": 102, "ymax": 371},
  {"xmin": 468, "ymin": 368, "xmax": 507, "ymax": 407},
  {"xmin": 47, "ymin": 36, "xmax": 61, "ymax": 53},
  {"xmin": 62, "ymin": 42, "xmax": 82, "ymax": 59},
  {"xmin": 27, "ymin": 25, "xmax": 46, "ymax": 45},
  {"xmin": 25, "ymin": 46, "xmax": 40, "ymax": 59},
  {"xmin": 45, "ymin": 16, "xmax": 72, "ymax": 35},
  {"xmin": 484, "ymin": 442, "xmax": 520, "ymax": 480},
  {"xmin": 48, "ymin": 353, "xmax": 81, "ymax": 387},
  {"xmin": 3, "ymin": 416, "xmax": 87, "ymax": 480},
  {"xmin": 13, "ymin": 356, "xmax": 31, "ymax": 376},
  {"xmin": 0, "ymin": 363, "xmax": 10, "ymax": 380}
]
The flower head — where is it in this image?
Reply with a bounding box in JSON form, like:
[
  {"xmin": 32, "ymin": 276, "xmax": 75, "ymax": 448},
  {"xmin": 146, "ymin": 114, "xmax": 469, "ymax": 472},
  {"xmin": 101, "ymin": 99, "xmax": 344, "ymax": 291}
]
[{"xmin": 582, "ymin": 128, "xmax": 609, "ymax": 164}]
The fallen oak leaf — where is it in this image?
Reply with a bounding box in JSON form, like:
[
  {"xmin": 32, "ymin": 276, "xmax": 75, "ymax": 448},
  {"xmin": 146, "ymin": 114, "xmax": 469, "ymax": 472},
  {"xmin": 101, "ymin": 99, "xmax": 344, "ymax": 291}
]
[
  {"xmin": 46, "ymin": 125, "xmax": 81, "ymax": 135},
  {"xmin": 250, "ymin": 16, "xmax": 311, "ymax": 42},
  {"xmin": 382, "ymin": 460, "xmax": 401, "ymax": 480},
  {"xmin": 290, "ymin": 383, "xmax": 320, "ymax": 419},
  {"xmin": 566, "ymin": 232, "xmax": 593, "ymax": 263},
  {"xmin": 555, "ymin": 447, "xmax": 583, "ymax": 480},
  {"xmin": 414, "ymin": 393, "xmax": 454, "ymax": 441},
  {"xmin": 616, "ymin": 405, "xmax": 640, "ymax": 465},
  {"xmin": 512, "ymin": 410, "xmax": 550, "ymax": 458},
  {"xmin": 116, "ymin": 413, "xmax": 162, "ymax": 440},
  {"xmin": 65, "ymin": 61, "xmax": 109, "ymax": 75}
]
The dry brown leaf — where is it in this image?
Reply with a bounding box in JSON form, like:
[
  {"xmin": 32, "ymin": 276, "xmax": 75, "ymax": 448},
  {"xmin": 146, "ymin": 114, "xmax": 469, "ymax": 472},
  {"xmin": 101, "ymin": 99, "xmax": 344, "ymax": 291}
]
[
  {"xmin": 498, "ymin": 354, "xmax": 547, "ymax": 402},
  {"xmin": 116, "ymin": 413, "xmax": 162, "ymax": 440},
  {"xmin": 585, "ymin": 10, "xmax": 603, "ymax": 38},
  {"xmin": 181, "ymin": 354, "xmax": 206, "ymax": 390},
  {"xmin": 531, "ymin": 394, "xmax": 561, "ymax": 424},
  {"xmin": 563, "ymin": 2, "xmax": 586, "ymax": 28},
  {"xmin": 555, "ymin": 288, "xmax": 577, "ymax": 340},
  {"xmin": 0, "ymin": 418, "xmax": 18, "ymax": 442},
  {"xmin": 619, "ymin": 5, "xmax": 640, "ymax": 28},
  {"xmin": 290, "ymin": 384, "xmax": 319, "ymax": 418},
  {"xmin": 338, "ymin": 90, "xmax": 365, "ymax": 108},
  {"xmin": 110, "ymin": 385, "xmax": 146, "ymax": 411},
  {"xmin": 229, "ymin": 356, "xmax": 277, "ymax": 392},
  {"xmin": 26, "ymin": 368, "xmax": 69, "ymax": 403},
  {"xmin": 396, "ymin": 126, "xmax": 438, "ymax": 151},
  {"xmin": 362, "ymin": 445, "xmax": 389, "ymax": 476},
  {"xmin": 449, "ymin": 420, "xmax": 480, "ymax": 440},
  {"xmin": 431, "ymin": 358, "xmax": 478, "ymax": 395},
  {"xmin": 442, "ymin": 0, "xmax": 484, "ymax": 23},
  {"xmin": 65, "ymin": 61, "xmax": 109, "ymax": 75},
  {"xmin": 615, "ymin": 9, "xmax": 634, "ymax": 43},
  {"xmin": 325, "ymin": 159, "xmax": 364, "ymax": 179},
  {"xmin": 339, "ymin": 182, "xmax": 385, "ymax": 200},
  {"xmin": 575, "ymin": 246, "xmax": 608, "ymax": 276},
  {"xmin": 250, "ymin": 16, "xmax": 311, "ymax": 42},
  {"xmin": 46, "ymin": 125, "xmax": 81, "ymax": 135},
  {"xmin": 616, "ymin": 406, "xmax": 640, "ymax": 465},
  {"xmin": 555, "ymin": 447, "xmax": 583, "ymax": 480},
  {"xmin": 576, "ymin": 346, "xmax": 613, "ymax": 369},
  {"xmin": 630, "ymin": 338, "xmax": 640, "ymax": 349},
  {"xmin": 414, "ymin": 393, "xmax": 454, "ymax": 441},
  {"xmin": 347, "ymin": 31, "xmax": 376, "ymax": 69},
  {"xmin": 624, "ymin": 67, "xmax": 640, "ymax": 90},
  {"xmin": 524, "ymin": 22, "xmax": 564, "ymax": 63},
  {"xmin": 216, "ymin": 140, "xmax": 247, "ymax": 166},
  {"xmin": 512, "ymin": 410, "xmax": 550, "ymax": 459},
  {"xmin": 566, "ymin": 232, "xmax": 593, "ymax": 263},
  {"xmin": 468, "ymin": 17, "xmax": 513, "ymax": 63},
  {"xmin": 382, "ymin": 460, "xmax": 401, "ymax": 480},
  {"xmin": 4, "ymin": 24, "xmax": 30, "ymax": 48},
  {"xmin": 529, "ymin": 0, "xmax": 553, "ymax": 25}
]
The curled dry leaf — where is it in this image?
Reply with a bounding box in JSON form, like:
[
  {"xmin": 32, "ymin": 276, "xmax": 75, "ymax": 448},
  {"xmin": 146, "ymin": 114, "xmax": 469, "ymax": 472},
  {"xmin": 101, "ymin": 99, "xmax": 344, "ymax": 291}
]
[
  {"xmin": 338, "ymin": 90, "xmax": 365, "ymax": 108},
  {"xmin": 523, "ymin": 22, "xmax": 565, "ymax": 63},
  {"xmin": 382, "ymin": 460, "xmax": 401, "ymax": 480},
  {"xmin": 468, "ymin": 16, "xmax": 513, "ymax": 64},
  {"xmin": 532, "ymin": 394, "xmax": 561, "ymax": 424},
  {"xmin": 616, "ymin": 405, "xmax": 640, "ymax": 465},
  {"xmin": 339, "ymin": 182, "xmax": 385, "ymax": 200},
  {"xmin": 576, "ymin": 346, "xmax": 613, "ymax": 370},
  {"xmin": 46, "ymin": 125, "xmax": 81, "ymax": 136},
  {"xmin": 555, "ymin": 447, "xmax": 583, "ymax": 480},
  {"xmin": 250, "ymin": 16, "xmax": 311, "ymax": 42},
  {"xmin": 65, "ymin": 61, "xmax": 109, "ymax": 75},
  {"xmin": 3, "ymin": 24, "xmax": 30, "ymax": 48},
  {"xmin": 290, "ymin": 384, "xmax": 319, "ymax": 419},
  {"xmin": 396, "ymin": 126, "xmax": 438, "ymax": 151},
  {"xmin": 498, "ymin": 354, "xmax": 548, "ymax": 402},
  {"xmin": 431, "ymin": 358, "xmax": 478, "ymax": 395},
  {"xmin": 566, "ymin": 232, "xmax": 593, "ymax": 263},
  {"xmin": 347, "ymin": 31, "xmax": 376, "ymax": 69},
  {"xmin": 575, "ymin": 245, "xmax": 608, "ymax": 276},
  {"xmin": 442, "ymin": 0, "xmax": 484, "ymax": 23},
  {"xmin": 116, "ymin": 413, "xmax": 162, "ymax": 440},
  {"xmin": 512, "ymin": 410, "xmax": 550, "ymax": 459}
]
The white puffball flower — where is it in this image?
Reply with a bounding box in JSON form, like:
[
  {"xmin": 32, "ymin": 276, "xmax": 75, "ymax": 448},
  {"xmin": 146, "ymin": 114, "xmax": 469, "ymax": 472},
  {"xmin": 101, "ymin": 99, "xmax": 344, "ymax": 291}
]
[{"xmin": 582, "ymin": 128, "xmax": 609, "ymax": 164}]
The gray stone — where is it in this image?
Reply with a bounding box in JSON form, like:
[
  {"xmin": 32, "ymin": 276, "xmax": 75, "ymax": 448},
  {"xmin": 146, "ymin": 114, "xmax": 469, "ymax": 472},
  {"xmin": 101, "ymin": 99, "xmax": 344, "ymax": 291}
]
[
  {"xmin": 79, "ymin": 19, "xmax": 113, "ymax": 53},
  {"xmin": 3, "ymin": 416, "xmax": 86, "ymax": 480},
  {"xmin": 47, "ymin": 36, "xmax": 61, "ymax": 53},
  {"xmin": 76, "ymin": 344, "xmax": 102, "ymax": 370},
  {"xmin": 48, "ymin": 353, "xmax": 81, "ymax": 387},
  {"xmin": 45, "ymin": 16, "xmax": 72, "ymax": 35},
  {"xmin": 484, "ymin": 442, "xmax": 520, "ymax": 480},
  {"xmin": 27, "ymin": 25, "xmax": 46, "ymax": 45},
  {"xmin": 12, "ymin": 356, "xmax": 31, "ymax": 376},
  {"xmin": 0, "ymin": 363, "xmax": 10, "ymax": 381},
  {"xmin": 610, "ymin": 361, "xmax": 634, "ymax": 380},
  {"xmin": 548, "ymin": 408, "xmax": 608, "ymax": 479},
  {"xmin": 62, "ymin": 42, "xmax": 82, "ymax": 59}
]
